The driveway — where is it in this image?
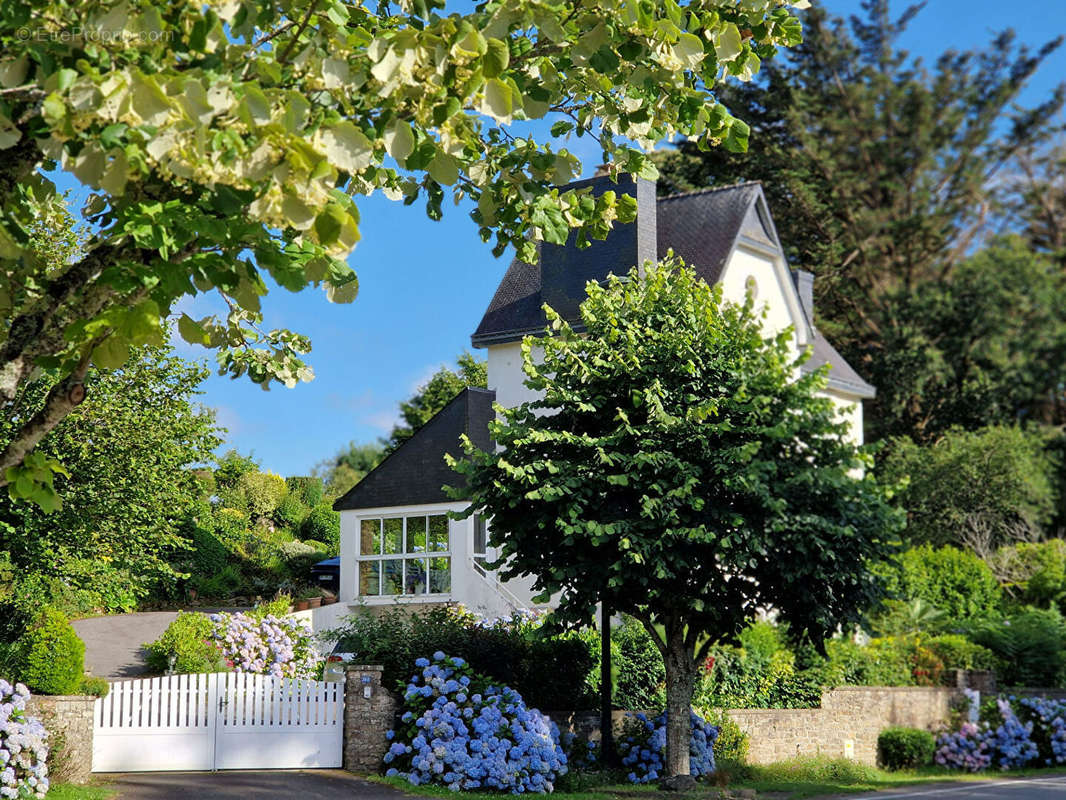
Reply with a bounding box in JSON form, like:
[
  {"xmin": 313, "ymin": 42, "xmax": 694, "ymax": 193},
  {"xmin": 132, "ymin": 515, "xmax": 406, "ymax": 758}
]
[
  {"xmin": 836, "ymin": 774, "xmax": 1066, "ymax": 798},
  {"xmin": 107, "ymin": 771, "xmax": 426, "ymax": 800},
  {"xmin": 72, "ymin": 609, "xmax": 246, "ymax": 679}
]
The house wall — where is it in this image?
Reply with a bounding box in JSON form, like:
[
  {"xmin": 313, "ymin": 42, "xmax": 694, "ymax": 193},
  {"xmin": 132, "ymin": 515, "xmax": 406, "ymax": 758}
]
[
  {"xmin": 486, "ymin": 340, "xmax": 542, "ymax": 414},
  {"xmin": 821, "ymin": 388, "xmax": 864, "ymax": 445},
  {"xmin": 717, "ymin": 245, "xmax": 805, "ymax": 346}
]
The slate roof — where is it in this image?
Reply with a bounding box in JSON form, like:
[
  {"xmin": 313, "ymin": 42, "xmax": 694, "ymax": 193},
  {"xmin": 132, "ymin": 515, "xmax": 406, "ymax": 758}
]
[
  {"xmin": 471, "ymin": 181, "xmax": 774, "ymax": 346},
  {"xmin": 471, "ymin": 177, "xmax": 875, "ymax": 399},
  {"xmin": 332, "ymin": 388, "xmax": 496, "ymax": 512},
  {"xmin": 801, "ymin": 331, "xmax": 876, "ymax": 398}
]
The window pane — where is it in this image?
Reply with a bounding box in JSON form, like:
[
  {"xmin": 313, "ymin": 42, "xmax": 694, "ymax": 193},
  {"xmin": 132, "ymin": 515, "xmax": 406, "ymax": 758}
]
[
  {"xmin": 381, "ymin": 559, "xmax": 403, "ymax": 594},
  {"xmin": 360, "ymin": 519, "xmax": 381, "ymax": 555},
  {"xmin": 406, "ymin": 516, "xmax": 427, "ymax": 554},
  {"xmin": 404, "ymin": 559, "xmax": 428, "ymax": 595},
  {"xmin": 428, "ymin": 515, "xmax": 449, "ymax": 552},
  {"xmin": 473, "ymin": 515, "xmax": 487, "ymax": 555},
  {"xmin": 359, "ymin": 561, "xmax": 381, "ymax": 596},
  {"xmin": 429, "ymin": 557, "xmax": 450, "ymax": 593},
  {"xmin": 383, "ymin": 518, "xmax": 403, "ymax": 554}
]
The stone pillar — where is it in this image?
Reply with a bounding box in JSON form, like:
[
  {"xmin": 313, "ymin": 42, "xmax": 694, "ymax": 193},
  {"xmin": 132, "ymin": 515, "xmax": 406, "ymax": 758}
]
[
  {"xmin": 344, "ymin": 665, "xmax": 397, "ymax": 774},
  {"xmin": 26, "ymin": 695, "xmax": 96, "ymax": 784}
]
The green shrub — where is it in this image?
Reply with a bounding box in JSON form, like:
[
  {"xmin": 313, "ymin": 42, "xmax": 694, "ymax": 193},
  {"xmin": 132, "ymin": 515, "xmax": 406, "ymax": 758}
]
[
  {"xmin": 924, "ymin": 634, "xmax": 999, "ymax": 672},
  {"xmin": 700, "ymin": 707, "xmax": 750, "ymax": 764},
  {"xmin": 144, "ymin": 611, "xmax": 226, "ymax": 674},
  {"xmin": 877, "ymin": 726, "xmax": 935, "ymax": 770},
  {"xmin": 286, "ymin": 476, "xmax": 324, "ymax": 507},
  {"xmin": 810, "ymin": 637, "xmax": 913, "ymax": 687},
  {"xmin": 15, "ymin": 608, "xmax": 86, "ymax": 695},
  {"xmin": 79, "ymin": 675, "xmax": 111, "ymax": 697},
  {"xmin": 698, "ymin": 637, "xmax": 821, "ymax": 709},
  {"xmin": 274, "ymin": 493, "xmax": 309, "ymax": 529},
  {"xmin": 187, "ymin": 516, "xmax": 230, "ymax": 577},
  {"xmin": 879, "ymin": 545, "xmax": 1002, "ymax": 625},
  {"xmin": 301, "ymin": 503, "xmax": 340, "ymax": 553},
  {"xmin": 249, "ymin": 594, "xmax": 293, "ymax": 619},
  {"xmin": 239, "ymin": 471, "xmax": 288, "ymax": 518},
  {"xmin": 966, "ymin": 608, "xmax": 1066, "ymax": 686},
  {"xmin": 327, "ymin": 606, "xmax": 597, "ymax": 710}
]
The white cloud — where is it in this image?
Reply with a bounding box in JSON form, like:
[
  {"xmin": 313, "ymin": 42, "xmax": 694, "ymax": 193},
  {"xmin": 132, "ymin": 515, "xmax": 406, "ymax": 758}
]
[{"xmin": 362, "ymin": 407, "xmax": 400, "ymax": 433}]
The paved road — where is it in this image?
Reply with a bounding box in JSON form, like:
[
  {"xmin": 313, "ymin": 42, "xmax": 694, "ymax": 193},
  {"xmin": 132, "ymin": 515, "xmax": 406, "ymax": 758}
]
[
  {"xmin": 72, "ymin": 609, "xmax": 247, "ymax": 679},
  {"xmin": 107, "ymin": 771, "xmax": 425, "ymax": 799},
  {"xmin": 838, "ymin": 775, "xmax": 1066, "ymax": 798}
]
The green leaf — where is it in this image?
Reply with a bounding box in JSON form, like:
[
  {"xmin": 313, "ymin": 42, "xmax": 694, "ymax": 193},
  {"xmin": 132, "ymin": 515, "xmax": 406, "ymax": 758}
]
[
  {"xmin": 714, "ymin": 22, "xmax": 743, "ymax": 63},
  {"xmin": 481, "ymin": 78, "xmax": 513, "ymax": 122},
  {"xmin": 483, "ymin": 38, "xmax": 510, "ymax": 78},
  {"xmin": 384, "ymin": 119, "xmax": 415, "ymax": 165},
  {"xmin": 92, "ymin": 335, "xmax": 131, "ymax": 369}
]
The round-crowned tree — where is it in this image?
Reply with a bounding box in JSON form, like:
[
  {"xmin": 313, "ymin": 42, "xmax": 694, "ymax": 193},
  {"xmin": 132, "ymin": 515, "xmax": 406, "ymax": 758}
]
[{"xmin": 452, "ymin": 261, "xmax": 903, "ymax": 781}]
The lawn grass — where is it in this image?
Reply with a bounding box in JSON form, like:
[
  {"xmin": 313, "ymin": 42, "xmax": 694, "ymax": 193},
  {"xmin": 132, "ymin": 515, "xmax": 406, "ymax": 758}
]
[
  {"xmin": 45, "ymin": 782, "xmax": 116, "ymax": 800},
  {"xmin": 370, "ymin": 759, "xmax": 1066, "ymax": 799}
]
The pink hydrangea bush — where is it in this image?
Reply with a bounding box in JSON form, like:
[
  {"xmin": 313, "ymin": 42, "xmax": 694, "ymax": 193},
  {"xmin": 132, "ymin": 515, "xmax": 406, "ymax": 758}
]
[
  {"xmin": 209, "ymin": 612, "xmax": 318, "ymax": 678},
  {"xmin": 0, "ymin": 679, "xmax": 49, "ymax": 799}
]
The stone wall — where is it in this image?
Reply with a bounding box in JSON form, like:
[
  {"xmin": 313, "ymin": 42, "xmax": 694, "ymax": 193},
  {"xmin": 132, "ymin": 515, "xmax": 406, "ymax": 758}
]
[
  {"xmin": 727, "ymin": 686, "xmax": 964, "ymax": 766},
  {"xmin": 344, "ymin": 665, "xmax": 398, "ymax": 773},
  {"xmin": 26, "ymin": 694, "xmax": 96, "ymax": 784}
]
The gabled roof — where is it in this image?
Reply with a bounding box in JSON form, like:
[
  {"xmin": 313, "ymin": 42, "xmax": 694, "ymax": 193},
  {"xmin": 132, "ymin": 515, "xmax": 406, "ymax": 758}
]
[
  {"xmin": 333, "ymin": 388, "xmax": 496, "ymax": 512},
  {"xmin": 471, "ymin": 181, "xmax": 779, "ymax": 347}
]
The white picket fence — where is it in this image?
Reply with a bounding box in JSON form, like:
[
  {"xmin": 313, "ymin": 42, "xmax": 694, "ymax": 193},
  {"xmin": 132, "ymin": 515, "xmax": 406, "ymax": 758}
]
[{"xmin": 92, "ymin": 672, "xmax": 344, "ymax": 772}]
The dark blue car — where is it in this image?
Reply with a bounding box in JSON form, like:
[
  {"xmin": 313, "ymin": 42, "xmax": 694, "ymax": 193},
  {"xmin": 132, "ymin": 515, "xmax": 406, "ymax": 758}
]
[{"xmin": 310, "ymin": 556, "xmax": 340, "ymax": 594}]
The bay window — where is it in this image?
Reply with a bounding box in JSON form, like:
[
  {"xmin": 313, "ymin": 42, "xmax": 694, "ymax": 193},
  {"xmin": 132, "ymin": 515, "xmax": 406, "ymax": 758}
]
[{"xmin": 359, "ymin": 514, "xmax": 450, "ymax": 597}]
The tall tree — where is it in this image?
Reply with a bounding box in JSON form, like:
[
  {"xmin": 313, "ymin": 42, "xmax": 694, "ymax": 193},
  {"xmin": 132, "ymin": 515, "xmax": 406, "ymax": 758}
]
[
  {"xmin": 388, "ymin": 353, "xmax": 487, "ymax": 450},
  {"xmin": 868, "ymin": 238, "xmax": 1066, "ymax": 439},
  {"xmin": 0, "ymin": 339, "xmax": 222, "ymax": 612},
  {"xmin": 453, "ymin": 262, "xmax": 902, "ymax": 781},
  {"xmin": 1009, "ymin": 141, "xmax": 1066, "ymax": 267},
  {"xmin": 653, "ymin": 0, "xmax": 1064, "ymax": 415},
  {"xmin": 0, "ymin": 0, "xmax": 805, "ymax": 503}
]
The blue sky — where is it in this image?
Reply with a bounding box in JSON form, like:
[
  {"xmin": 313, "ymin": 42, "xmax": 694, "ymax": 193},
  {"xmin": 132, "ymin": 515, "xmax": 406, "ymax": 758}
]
[{"xmin": 166, "ymin": 0, "xmax": 1066, "ymax": 476}]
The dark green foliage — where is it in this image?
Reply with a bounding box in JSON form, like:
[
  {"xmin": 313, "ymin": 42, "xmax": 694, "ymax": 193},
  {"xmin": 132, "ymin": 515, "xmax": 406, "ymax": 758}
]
[
  {"xmin": 881, "ymin": 425, "xmax": 1059, "ymax": 554},
  {"xmin": 14, "ymin": 608, "xmax": 85, "ymax": 695},
  {"xmin": 878, "ymin": 727, "xmax": 936, "ymax": 770},
  {"xmin": 653, "ymin": 3, "xmax": 1066, "ymax": 441},
  {"xmin": 965, "ymin": 608, "xmax": 1066, "ymax": 687},
  {"xmin": 386, "ymin": 352, "xmax": 487, "ymax": 451},
  {"xmin": 878, "ymin": 545, "xmax": 1003, "ymax": 623},
  {"xmin": 700, "ymin": 635, "xmax": 822, "ymax": 709},
  {"xmin": 924, "ymin": 635, "xmax": 1000, "ymax": 672},
  {"xmin": 327, "ymin": 607, "xmax": 597, "ymax": 710},
  {"xmin": 144, "ymin": 611, "xmax": 226, "ymax": 674},
  {"xmin": 286, "ymin": 476, "xmax": 324, "ymax": 507},
  {"xmin": 183, "ymin": 505, "xmax": 229, "ymax": 579},
  {"xmin": 868, "ymin": 242, "xmax": 1066, "ymax": 440},
  {"xmin": 301, "ymin": 503, "xmax": 341, "ymax": 553},
  {"xmin": 78, "ymin": 676, "xmax": 110, "ymax": 697}
]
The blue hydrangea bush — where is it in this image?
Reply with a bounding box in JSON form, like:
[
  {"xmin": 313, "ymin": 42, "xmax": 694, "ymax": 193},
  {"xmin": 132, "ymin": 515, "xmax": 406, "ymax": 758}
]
[
  {"xmin": 209, "ymin": 612, "xmax": 318, "ymax": 678},
  {"xmin": 619, "ymin": 709, "xmax": 718, "ymax": 783},
  {"xmin": 0, "ymin": 679, "xmax": 49, "ymax": 799},
  {"xmin": 384, "ymin": 652, "xmax": 567, "ymax": 793},
  {"xmin": 934, "ymin": 696, "xmax": 1066, "ymax": 771}
]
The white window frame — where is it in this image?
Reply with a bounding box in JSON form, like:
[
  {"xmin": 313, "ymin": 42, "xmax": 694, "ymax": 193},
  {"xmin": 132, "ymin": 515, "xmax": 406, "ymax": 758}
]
[{"xmin": 356, "ymin": 513, "xmax": 452, "ymax": 599}]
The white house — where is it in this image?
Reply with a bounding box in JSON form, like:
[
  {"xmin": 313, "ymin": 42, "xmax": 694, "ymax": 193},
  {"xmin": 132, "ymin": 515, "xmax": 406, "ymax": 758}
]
[{"xmin": 329, "ymin": 175, "xmax": 875, "ymax": 621}]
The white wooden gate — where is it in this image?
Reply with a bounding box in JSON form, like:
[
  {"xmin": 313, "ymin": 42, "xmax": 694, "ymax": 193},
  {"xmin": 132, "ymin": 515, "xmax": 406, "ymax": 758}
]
[{"xmin": 92, "ymin": 673, "xmax": 344, "ymax": 772}]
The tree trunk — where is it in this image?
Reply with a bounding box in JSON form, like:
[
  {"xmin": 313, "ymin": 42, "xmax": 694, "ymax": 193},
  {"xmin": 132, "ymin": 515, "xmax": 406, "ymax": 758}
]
[
  {"xmin": 600, "ymin": 601, "xmax": 613, "ymax": 765},
  {"xmin": 661, "ymin": 621, "xmax": 699, "ymax": 786}
]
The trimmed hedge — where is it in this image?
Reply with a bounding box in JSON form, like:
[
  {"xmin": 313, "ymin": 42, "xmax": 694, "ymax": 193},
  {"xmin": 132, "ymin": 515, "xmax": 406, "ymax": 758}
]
[
  {"xmin": 878, "ymin": 726, "xmax": 936, "ymax": 770},
  {"xmin": 15, "ymin": 608, "xmax": 85, "ymax": 695}
]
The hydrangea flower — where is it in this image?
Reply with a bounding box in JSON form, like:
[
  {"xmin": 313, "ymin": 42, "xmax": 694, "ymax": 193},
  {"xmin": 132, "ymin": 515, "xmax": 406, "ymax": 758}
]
[
  {"xmin": 935, "ymin": 695, "xmax": 1056, "ymax": 772},
  {"xmin": 618, "ymin": 709, "xmax": 718, "ymax": 783},
  {"xmin": 209, "ymin": 612, "xmax": 318, "ymax": 678},
  {"xmin": 385, "ymin": 653, "xmax": 567, "ymax": 793},
  {"xmin": 0, "ymin": 679, "xmax": 49, "ymax": 799}
]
